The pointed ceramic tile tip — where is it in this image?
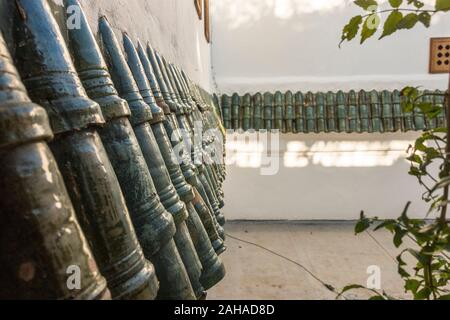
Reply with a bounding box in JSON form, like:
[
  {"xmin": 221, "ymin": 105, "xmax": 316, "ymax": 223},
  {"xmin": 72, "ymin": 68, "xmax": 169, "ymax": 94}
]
[
  {"xmin": 123, "ymin": 32, "xmax": 165, "ymax": 123},
  {"xmin": 146, "ymin": 43, "xmax": 181, "ymax": 114},
  {"xmin": 136, "ymin": 40, "xmax": 165, "ymax": 103},
  {"xmin": 66, "ymin": 0, "xmax": 129, "ymax": 122},
  {"xmin": 157, "ymin": 52, "xmax": 188, "ymax": 114},
  {"xmin": 99, "ymin": 15, "xmax": 153, "ymax": 125},
  {"xmin": 139, "ymin": 41, "xmax": 168, "ymax": 100}
]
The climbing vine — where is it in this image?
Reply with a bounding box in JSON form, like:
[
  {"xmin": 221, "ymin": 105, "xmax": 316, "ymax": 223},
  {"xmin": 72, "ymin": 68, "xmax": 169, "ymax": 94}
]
[{"xmin": 337, "ymin": 0, "xmax": 450, "ymax": 300}]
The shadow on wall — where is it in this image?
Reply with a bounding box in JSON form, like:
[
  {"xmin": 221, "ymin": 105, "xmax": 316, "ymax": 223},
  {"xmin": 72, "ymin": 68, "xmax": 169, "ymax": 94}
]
[
  {"xmin": 222, "ymin": 132, "xmax": 433, "ymax": 220},
  {"xmin": 225, "ymin": 132, "xmax": 420, "ymax": 170},
  {"xmin": 211, "ymin": 0, "xmax": 449, "ymax": 93},
  {"xmin": 228, "ymin": 138, "xmax": 411, "ymax": 168}
]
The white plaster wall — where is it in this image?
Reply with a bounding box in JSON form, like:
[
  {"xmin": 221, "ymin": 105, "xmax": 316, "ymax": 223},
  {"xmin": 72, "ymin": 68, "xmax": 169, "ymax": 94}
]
[
  {"xmin": 210, "ymin": 0, "xmax": 448, "ymax": 220},
  {"xmin": 64, "ymin": 0, "xmax": 212, "ymax": 91},
  {"xmin": 211, "ymin": 0, "xmax": 450, "ymax": 94},
  {"xmin": 41, "ymin": 0, "xmax": 445, "ymax": 221},
  {"xmin": 223, "ymin": 132, "xmax": 432, "ymax": 220}
]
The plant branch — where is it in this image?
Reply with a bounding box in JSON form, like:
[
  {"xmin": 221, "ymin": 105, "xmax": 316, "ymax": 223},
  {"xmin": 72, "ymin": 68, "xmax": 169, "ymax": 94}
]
[
  {"xmin": 361, "ymin": 8, "xmax": 437, "ymax": 19},
  {"xmin": 440, "ymin": 77, "xmax": 450, "ymax": 224}
]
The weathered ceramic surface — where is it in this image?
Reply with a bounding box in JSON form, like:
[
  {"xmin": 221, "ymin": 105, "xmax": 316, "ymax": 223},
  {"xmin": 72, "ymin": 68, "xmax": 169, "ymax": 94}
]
[
  {"xmin": 150, "ymin": 47, "xmax": 225, "ymax": 228},
  {"xmin": 284, "ymin": 91, "xmax": 294, "ymax": 134},
  {"xmin": 1, "ymin": 0, "xmax": 227, "ymax": 300},
  {"xmin": 231, "ymin": 93, "xmax": 241, "ymax": 130},
  {"xmin": 221, "ymin": 94, "xmax": 231, "ymax": 130},
  {"xmin": 193, "ymin": 86, "xmax": 225, "ymax": 211},
  {"xmin": 185, "ymin": 203, "xmax": 226, "ymax": 290},
  {"xmin": 191, "ymin": 82, "xmax": 226, "ymax": 186},
  {"xmin": 170, "ymin": 65, "xmax": 226, "ymax": 233},
  {"xmin": 220, "ymin": 90, "xmax": 447, "ymax": 133},
  {"xmin": 142, "ymin": 59, "xmax": 224, "ymax": 289},
  {"xmin": 144, "ymin": 55, "xmax": 196, "ymax": 190},
  {"xmin": 99, "ymin": 16, "xmax": 205, "ymax": 299},
  {"xmin": 0, "ymin": 31, "xmax": 110, "ymax": 300},
  {"xmin": 142, "ymin": 47, "xmax": 225, "ymax": 288},
  {"xmin": 274, "ymin": 91, "xmax": 284, "ymax": 131},
  {"xmin": 294, "ymin": 91, "xmax": 305, "ymax": 133},
  {"xmin": 213, "ymin": 93, "xmax": 223, "ymax": 120},
  {"xmin": 381, "ymin": 90, "xmax": 394, "ymax": 132},
  {"xmin": 165, "ymin": 63, "xmax": 226, "ymax": 254},
  {"xmin": 11, "ymin": 0, "xmax": 158, "ymax": 300},
  {"xmin": 65, "ymin": 0, "xmax": 202, "ymax": 300},
  {"xmin": 123, "ymin": 34, "xmax": 166, "ymax": 125},
  {"xmin": 241, "ymin": 93, "xmax": 252, "ymax": 132},
  {"xmin": 168, "ymin": 63, "xmax": 226, "ymax": 282}
]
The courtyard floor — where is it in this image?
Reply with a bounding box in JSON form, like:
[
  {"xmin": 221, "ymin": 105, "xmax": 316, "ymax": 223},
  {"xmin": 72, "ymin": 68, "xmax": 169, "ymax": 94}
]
[{"xmin": 208, "ymin": 221, "xmax": 413, "ymax": 300}]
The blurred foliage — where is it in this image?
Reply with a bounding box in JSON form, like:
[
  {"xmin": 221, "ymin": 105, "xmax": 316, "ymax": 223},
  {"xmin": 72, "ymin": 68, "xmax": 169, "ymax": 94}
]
[{"xmin": 337, "ymin": 0, "xmax": 450, "ymax": 300}]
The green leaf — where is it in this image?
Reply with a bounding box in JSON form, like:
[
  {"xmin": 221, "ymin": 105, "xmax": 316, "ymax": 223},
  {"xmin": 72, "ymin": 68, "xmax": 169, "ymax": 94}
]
[
  {"xmin": 438, "ymin": 293, "xmax": 450, "ymax": 300},
  {"xmin": 436, "ymin": 0, "xmax": 450, "ymax": 11},
  {"xmin": 380, "ymin": 10, "xmax": 402, "ymax": 39},
  {"xmin": 432, "ymin": 127, "xmax": 447, "ymax": 134},
  {"xmin": 407, "ymin": 154, "xmax": 422, "ymax": 164},
  {"xmin": 355, "ymin": 218, "xmax": 372, "ymax": 234},
  {"xmin": 417, "ymin": 102, "xmax": 433, "ymax": 112},
  {"xmin": 403, "ymin": 101, "xmax": 414, "ymax": 113},
  {"xmin": 405, "ymin": 279, "xmax": 421, "ymax": 294},
  {"xmin": 342, "ymin": 284, "xmax": 366, "ymax": 292},
  {"xmin": 414, "ymin": 1, "xmax": 424, "ymax": 8},
  {"xmin": 414, "ymin": 137, "xmax": 427, "ymax": 152},
  {"xmin": 336, "ymin": 284, "xmax": 366, "ymax": 299},
  {"xmin": 397, "ymin": 13, "xmax": 419, "ymax": 29},
  {"xmin": 418, "ymin": 12, "xmax": 431, "ymax": 27},
  {"xmin": 409, "ymin": 166, "xmax": 424, "ymax": 177},
  {"xmin": 389, "ymin": 0, "xmax": 402, "ymax": 7},
  {"xmin": 415, "ymin": 287, "xmax": 432, "ymax": 300},
  {"xmin": 341, "ymin": 15, "xmax": 363, "ymax": 45},
  {"xmin": 393, "ymin": 226, "xmax": 407, "ymax": 247},
  {"xmin": 361, "ymin": 14, "xmax": 380, "ymax": 44},
  {"xmin": 401, "ymin": 86, "xmax": 419, "ymax": 100},
  {"xmin": 400, "ymin": 201, "xmax": 411, "ymax": 224},
  {"xmin": 428, "ymin": 106, "xmax": 443, "ymax": 118},
  {"xmin": 354, "ymin": 0, "xmax": 378, "ymax": 10},
  {"xmin": 415, "ymin": 103, "xmax": 443, "ymax": 119},
  {"xmin": 374, "ymin": 219, "xmax": 397, "ymax": 231}
]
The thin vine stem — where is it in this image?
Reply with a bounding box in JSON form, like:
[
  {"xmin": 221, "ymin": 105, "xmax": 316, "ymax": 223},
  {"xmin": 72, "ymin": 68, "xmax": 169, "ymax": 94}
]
[
  {"xmin": 361, "ymin": 8, "xmax": 437, "ymax": 19},
  {"xmin": 440, "ymin": 82, "xmax": 450, "ymax": 223}
]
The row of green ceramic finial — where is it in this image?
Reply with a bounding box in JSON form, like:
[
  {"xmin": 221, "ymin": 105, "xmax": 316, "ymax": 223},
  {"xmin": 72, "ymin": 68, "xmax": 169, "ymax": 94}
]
[
  {"xmin": 220, "ymin": 90, "xmax": 447, "ymax": 133},
  {"xmin": 0, "ymin": 0, "xmax": 226, "ymax": 300}
]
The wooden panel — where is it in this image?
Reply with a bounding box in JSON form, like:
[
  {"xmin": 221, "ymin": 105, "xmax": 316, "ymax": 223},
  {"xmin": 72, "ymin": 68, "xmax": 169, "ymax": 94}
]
[
  {"xmin": 430, "ymin": 37, "xmax": 450, "ymax": 74},
  {"xmin": 204, "ymin": 0, "xmax": 210, "ymax": 43},
  {"xmin": 194, "ymin": 0, "xmax": 202, "ymax": 19}
]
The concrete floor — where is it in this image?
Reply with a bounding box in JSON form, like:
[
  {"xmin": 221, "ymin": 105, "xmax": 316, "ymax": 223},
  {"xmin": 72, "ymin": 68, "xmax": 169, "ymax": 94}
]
[{"xmin": 208, "ymin": 221, "xmax": 414, "ymax": 300}]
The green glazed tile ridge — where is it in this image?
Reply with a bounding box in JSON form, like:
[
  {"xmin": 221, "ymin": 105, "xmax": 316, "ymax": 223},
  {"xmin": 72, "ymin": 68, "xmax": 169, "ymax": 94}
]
[{"xmin": 218, "ymin": 89, "xmax": 447, "ymax": 133}]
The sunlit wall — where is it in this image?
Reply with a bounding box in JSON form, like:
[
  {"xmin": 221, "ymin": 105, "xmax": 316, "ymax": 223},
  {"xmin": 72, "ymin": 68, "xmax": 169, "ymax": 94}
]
[
  {"xmin": 210, "ymin": 0, "xmax": 445, "ymax": 220},
  {"xmin": 223, "ymin": 132, "xmax": 430, "ymax": 220},
  {"xmin": 211, "ymin": 0, "xmax": 450, "ymax": 93}
]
